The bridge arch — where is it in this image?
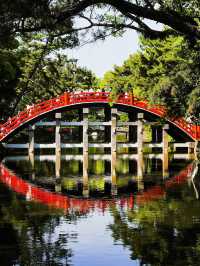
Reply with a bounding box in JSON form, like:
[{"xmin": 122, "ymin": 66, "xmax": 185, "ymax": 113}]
[{"xmin": 0, "ymin": 92, "xmax": 200, "ymax": 142}]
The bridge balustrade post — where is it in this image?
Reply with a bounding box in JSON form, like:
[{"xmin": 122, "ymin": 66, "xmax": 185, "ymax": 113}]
[
  {"xmin": 83, "ymin": 108, "xmax": 89, "ymax": 186},
  {"xmin": 111, "ymin": 108, "xmax": 117, "ymax": 189},
  {"xmin": 162, "ymin": 124, "xmax": 169, "ymax": 178},
  {"xmin": 28, "ymin": 125, "xmax": 35, "ymax": 158}
]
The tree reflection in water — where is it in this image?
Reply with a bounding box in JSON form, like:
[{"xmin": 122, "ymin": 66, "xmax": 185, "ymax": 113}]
[
  {"xmin": 108, "ymin": 161, "xmax": 200, "ymax": 266},
  {"xmin": 0, "ymin": 182, "xmax": 77, "ymax": 266},
  {"xmin": 0, "ymin": 159, "xmax": 199, "ymax": 265}
]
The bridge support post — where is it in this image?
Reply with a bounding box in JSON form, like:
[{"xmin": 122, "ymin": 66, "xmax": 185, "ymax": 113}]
[
  {"xmin": 78, "ymin": 109, "xmax": 83, "ymax": 154},
  {"xmin": 188, "ymin": 142, "xmax": 195, "ymax": 159},
  {"xmin": 194, "ymin": 141, "xmax": 200, "ymax": 160},
  {"xmin": 162, "ymin": 124, "xmax": 169, "ymax": 178},
  {"xmin": 83, "ymin": 108, "xmax": 89, "ymax": 187},
  {"xmin": 137, "ymin": 113, "xmax": 144, "ymax": 155},
  {"xmin": 104, "ymin": 107, "xmax": 111, "ymax": 154},
  {"xmin": 137, "ymin": 153, "xmax": 144, "ymax": 191},
  {"xmin": 28, "ymin": 125, "xmax": 35, "ymax": 157},
  {"xmin": 111, "ymin": 108, "xmax": 117, "ymax": 191},
  {"xmin": 55, "ymin": 181, "xmax": 62, "ymax": 193},
  {"xmin": 55, "ymin": 113, "xmax": 61, "ymax": 155},
  {"xmin": 55, "ymin": 151, "xmax": 61, "ymax": 179},
  {"xmin": 137, "ymin": 113, "xmax": 144, "ymax": 190},
  {"xmin": 128, "ymin": 112, "xmax": 137, "ymax": 153},
  {"xmin": 55, "ymin": 113, "xmax": 61, "ymax": 179},
  {"xmin": 29, "ymin": 142, "xmax": 35, "ymax": 181}
]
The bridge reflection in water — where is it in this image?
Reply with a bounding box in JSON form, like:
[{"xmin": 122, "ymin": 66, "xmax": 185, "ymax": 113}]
[{"xmin": 0, "ymin": 154, "xmax": 197, "ymax": 214}]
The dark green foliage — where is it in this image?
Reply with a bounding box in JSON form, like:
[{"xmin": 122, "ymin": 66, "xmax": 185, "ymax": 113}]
[{"xmin": 101, "ymin": 35, "xmax": 200, "ymax": 118}]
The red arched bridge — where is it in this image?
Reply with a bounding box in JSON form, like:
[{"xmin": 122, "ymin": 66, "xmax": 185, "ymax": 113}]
[{"xmin": 0, "ymin": 91, "xmax": 200, "ymax": 142}]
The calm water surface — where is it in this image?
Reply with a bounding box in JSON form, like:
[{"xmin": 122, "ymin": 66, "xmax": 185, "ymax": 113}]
[{"xmin": 0, "ymin": 156, "xmax": 200, "ymax": 266}]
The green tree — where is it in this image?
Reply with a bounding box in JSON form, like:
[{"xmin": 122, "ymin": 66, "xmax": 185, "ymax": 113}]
[
  {"xmin": 1, "ymin": 1, "xmax": 200, "ymax": 43},
  {"xmin": 101, "ymin": 35, "xmax": 200, "ymax": 118}
]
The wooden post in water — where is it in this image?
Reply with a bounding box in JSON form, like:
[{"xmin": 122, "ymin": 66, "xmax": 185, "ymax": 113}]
[
  {"xmin": 78, "ymin": 109, "xmax": 83, "ymax": 154},
  {"xmin": 55, "ymin": 113, "xmax": 61, "ymax": 182},
  {"xmin": 111, "ymin": 108, "xmax": 117, "ymax": 192},
  {"xmin": 188, "ymin": 142, "xmax": 195, "ymax": 159},
  {"xmin": 137, "ymin": 113, "xmax": 144, "ymax": 156},
  {"xmin": 29, "ymin": 124, "xmax": 35, "ymax": 157},
  {"xmin": 29, "ymin": 132, "xmax": 35, "ymax": 181},
  {"xmin": 137, "ymin": 113, "xmax": 144, "ymax": 190},
  {"xmin": 83, "ymin": 108, "xmax": 89, "ymax": 187},
  {"xmin": 128, "ymin": 112, "xmax": 137, "ymax": 153},
  {"xmin": 55, "ymin": 151, "xmax": 61, "ymax": 179},
  {"xmin": 104, "ymin": 107, "xmax": 111, "ymax": 154},
  {"xmin": 55, "ymin": 113, "xmax": 61, "ymax": 157},
  {"xmin": 162, "ymin": 124, "xmax": 169, "ymax": 178}
]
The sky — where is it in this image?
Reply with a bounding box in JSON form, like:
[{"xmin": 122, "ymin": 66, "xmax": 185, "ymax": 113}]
[{"xmin": 67, "ymin": 29, "xmax": 139, "ymax": 78}]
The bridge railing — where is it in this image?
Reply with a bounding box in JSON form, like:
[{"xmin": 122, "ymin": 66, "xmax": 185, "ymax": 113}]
[{"xmin": 0, "ymin": 91, "xmax": 200, "ymax": 141}]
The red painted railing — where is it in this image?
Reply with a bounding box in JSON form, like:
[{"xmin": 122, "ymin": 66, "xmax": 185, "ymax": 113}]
[
  {"xmin": 0, "ymin": 162, "xmax": 194, "ymax": 212},
  {"xmin": 0, "ymin": 92, "xmax": 200, "ymax": 141}
]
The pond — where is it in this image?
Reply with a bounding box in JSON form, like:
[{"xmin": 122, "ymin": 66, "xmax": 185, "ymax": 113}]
[{"xmin": 0, "ymin": 155, "xmax": 199, "ymax": 266}]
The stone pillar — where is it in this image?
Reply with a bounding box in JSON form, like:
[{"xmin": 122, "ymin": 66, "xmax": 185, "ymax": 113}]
[
  {"xmin": 55, "ymin": 113, "xmax": 61, "ymax": 157},
  {"xmin": 83, "ymin": 108, "xmax": 89, "ymax": 186},
  {"xmin": 29, "ymin": 125, "xmax": 35, "ymax": 157},
  {"xmin": 162, "ymin": 124, "xmax": 169, "ymax": 178},
  {"xmin": 111, "ymin": 108, "xmax": 117, "ymax": 190}
]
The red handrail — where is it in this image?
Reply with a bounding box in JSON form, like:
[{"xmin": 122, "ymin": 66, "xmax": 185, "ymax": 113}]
[{"xmin": 0, "ymin": 92, "xmax": 200, "ymax": 141}]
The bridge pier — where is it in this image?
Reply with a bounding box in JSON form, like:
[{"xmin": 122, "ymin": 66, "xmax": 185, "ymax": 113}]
[
  {"xmin": 137, "ymin": 153, "xmax": 144, "ymax": 191},
  {"xmin": 83, "ymin": 108, "xmax": 89, "ymax": 186},
  {"xmin": 137, "ymin": 113, "xmax": 144, "ymax": 155},
  {"xmin": 136, "ymin": 113, "xmax": 144, "ymax": 190},
  {"xmin": 111, "ymin": 108, "xmax": 117, "ymax": 190},
  {"xmin": 128, "ymin": 112, "xmax": 137, "ymax": 153},
  {"xmin": 188, "ymin": 142, "xmax": 195, "ymax": 159},
  {"xmin": 78, "ymin": 109, "xmax": 83, "ymax": 154},
  {"xmin": 55, "ymin": 113, "xmax": 61, "ymax": 179},
  {"xmin": 28, "ymin": 125, "xmax": 35, "ymax": 158},
  {"xmin": 104, "ymin": 107, "xmax": 111, "ymax": 154},
  {"xmin": 55, "ymin": 113, "xmax": 61, "ymax": 157},
  {"xmin": 162, "ymin": 124, "xmax": 169, "ymax": 178}
]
